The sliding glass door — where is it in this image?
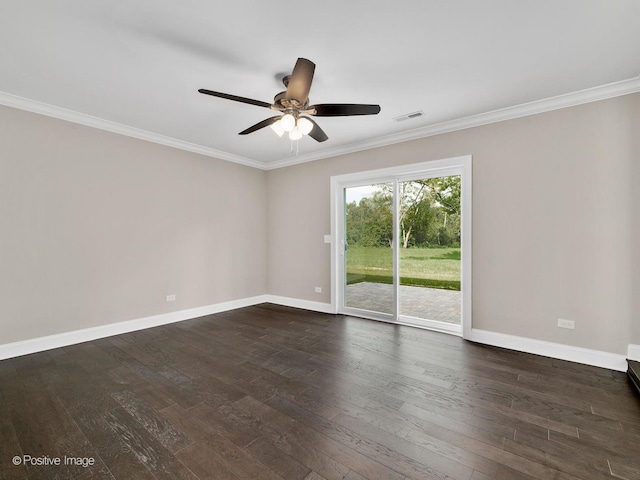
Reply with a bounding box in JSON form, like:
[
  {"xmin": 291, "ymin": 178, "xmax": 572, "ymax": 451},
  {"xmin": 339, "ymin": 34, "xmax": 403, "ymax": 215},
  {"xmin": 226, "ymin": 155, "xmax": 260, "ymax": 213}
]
[
  {"xmin": 397, "ymin": 176, "xmax": 461, "ymax": 326},
  {"xmin": 344, "ymin": 183, "xmax": 394, "ymax": 316},
  {"xmin": 332, "ymin": 157, "xmax": 471, "ymax": 336}
]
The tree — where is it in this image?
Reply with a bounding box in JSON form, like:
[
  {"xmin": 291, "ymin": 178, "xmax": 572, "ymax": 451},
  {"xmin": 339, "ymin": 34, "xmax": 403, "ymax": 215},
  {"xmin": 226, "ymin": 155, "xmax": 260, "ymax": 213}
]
[
  {"xmin": 345, "ymin": 176, "xmax": 461, "ymax": 248},
  {"xmin": 424, "ymin": 176, "xmax": 461, "ymax": 217},
  {"xmin": 383, "ymin": 176, "xmax": 461, "ymax": 248},
  {"xmin": 346, "ymin": 190, "xmax": 392, "ymax": 247}
]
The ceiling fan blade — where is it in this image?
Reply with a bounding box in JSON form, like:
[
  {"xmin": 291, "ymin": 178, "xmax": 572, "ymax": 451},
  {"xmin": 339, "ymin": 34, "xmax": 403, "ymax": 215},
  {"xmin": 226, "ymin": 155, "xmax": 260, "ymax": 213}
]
[
  {"xmin": 198, "ymin": 89, "xmax": 272, "ymax": 109},
  {"xmin": 302, "ymin": 117, "xmax": 328, "ymax": 142},
  {"xmin": 285, "ymin": 58, "xmax": 315, "ymax": 105},
  {"xmin": 238, "ymin": 116, "xmax": 282, "ymax": 135},
  {"xmin": 311, "ymin": 103, "xmax": 381, "ymax": 116}
]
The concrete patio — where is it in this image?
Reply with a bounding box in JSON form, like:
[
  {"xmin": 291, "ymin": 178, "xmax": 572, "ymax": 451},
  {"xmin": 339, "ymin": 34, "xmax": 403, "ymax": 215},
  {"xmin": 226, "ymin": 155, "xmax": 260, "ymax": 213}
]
[{"xmin": 345, "ymin": 282, "xmax": 461, "ymax": 324}]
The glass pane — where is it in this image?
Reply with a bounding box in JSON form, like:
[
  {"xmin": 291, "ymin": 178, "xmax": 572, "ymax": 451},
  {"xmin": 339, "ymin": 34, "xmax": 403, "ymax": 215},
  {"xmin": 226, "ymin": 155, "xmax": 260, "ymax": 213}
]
[
  {"xmin": 344, "ymin": 183, "xmax": 394, "ymax": 314},
  {"xmin": 398, "ymin": 176, "xmax": 461, "ymax": 324}
]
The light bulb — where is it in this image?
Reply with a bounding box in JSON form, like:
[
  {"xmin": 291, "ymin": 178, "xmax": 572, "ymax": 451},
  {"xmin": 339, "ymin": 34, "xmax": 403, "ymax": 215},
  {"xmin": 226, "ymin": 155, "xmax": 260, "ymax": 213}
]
[
  {"xmin": 289, "ymin": 126, "xmax": 303, "ymax": 140},
  {"xmin": 280, "ymin": 114, "xmax": 295, "ymax": 132},
  {"xmin": 270, "ymin": 119, "xmax": 285, "ymax": 137},
  {"xmin": 297, "ymin": 117, "xmax": 313, "ymax": 135}
]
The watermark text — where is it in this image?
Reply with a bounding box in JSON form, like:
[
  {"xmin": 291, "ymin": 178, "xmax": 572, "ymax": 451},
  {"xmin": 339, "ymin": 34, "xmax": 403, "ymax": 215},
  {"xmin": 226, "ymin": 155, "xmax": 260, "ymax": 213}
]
[{"xmin": 13, "ymin": 455, "xmax": 95, "ymax": 468}]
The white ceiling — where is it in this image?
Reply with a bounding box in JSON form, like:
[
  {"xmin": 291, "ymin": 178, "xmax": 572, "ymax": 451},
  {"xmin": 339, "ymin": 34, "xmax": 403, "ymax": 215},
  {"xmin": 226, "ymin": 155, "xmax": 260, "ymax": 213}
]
[{"xmin": 1, "ymin": 1, "xmax": 639, "ymax": 168}]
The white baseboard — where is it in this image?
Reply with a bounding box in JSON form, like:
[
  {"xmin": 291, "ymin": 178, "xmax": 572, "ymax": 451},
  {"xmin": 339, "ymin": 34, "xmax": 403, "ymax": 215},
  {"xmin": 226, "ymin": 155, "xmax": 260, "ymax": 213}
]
[
  {"xmin": 467, "ymin": 328, "xmax": 628, "ymax": 372},
  {"xmin": 0, "ymin": 295, "xmax": 268, "ymax": 361},
  {"xmin": 628, "ymin": 344, "xmax": 640, "ymax": 362},
  {"xmin": 265, "ymin": 295, "xmax": 335, "ymax": 314},
  {"xmin": 1, "ymin": 294, "xmax": 632, "ymax": 374},
  {"xmin": 263, "ymin": 299, "xmax": 628, "ymax": 372}
]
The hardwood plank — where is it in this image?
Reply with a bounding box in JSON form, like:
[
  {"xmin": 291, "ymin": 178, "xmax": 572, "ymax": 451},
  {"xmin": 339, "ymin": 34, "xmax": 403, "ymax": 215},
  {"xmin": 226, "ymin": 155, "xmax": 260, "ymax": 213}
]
[
  {"xmin": 157, "ymin": 403, "xmax": 285, "ymax": 480},
  {"xmin": 110, "ymin": 390, "xmax": 192, "ymax": 453},
  {"xmin": 104, "ymin": 407, "xmax": 197, "ymax": 480},
  {"xmin": 608, "ymin": 459, "xmax": 640, "ymax": 480},
  {"xmin": 222, "ymin": 397, "xmax": 349, "ymax": 473},
  {"xmin": 502, "ymin": 434, "xmax": 612, "ymax": 480},
  {"xmin": 511, "ymin": 395, "xmax": 625, "ymax": 434},
  {"xmin": 175, "ymin": 442, "xmax": 241, "ymax": 480},
  {"xmin": 47, "ymin": 362, "xmax": 120, "ymax": 414},
  {"xmin": 243, "ymin": 398, "xmax": 408, "ymax": 480},
  {"xmin": 1, "ymin": 373, "xmax": 108, "ymax": 479},
  {"xmin": 400, "ymin": 400, "xmax": 513, "ymax": 445},
  {"xmin": 0, "ymin": 388, "xmax": 29, "ymax": 480},
  {"xmin": 549, "ymin": 427, "xmax": 640, "ymax": 466},
  {"xmin": 304, "ymin": 473, "xmax": 329, "ymax": 480},
  {"xmin": 185, "ymin": 402, "xmax": 259, "ymax": 448},
  {"xmin": 244, "ymin": 437, "xmax": 312, "ymax": 480},
  {"xmin": 265, "ymin": 394, "xmax": 466, "ymax": 480},
  {"xmin": 1, "ymin": 304, "xmax": 638, "ymax": 480},
  {"xmin": 69, "ymin": 404, "xmax": 157, "ymax": 480},
  {"xmin": 99, "ymin": 343, "xmax": 202, "ymax": 408},
  {"xmin": 203, "ymin": 399, "xmax": 352, "ymax": 480},
  {"xmin": 334, "ymin": 408, "xmax": 498, "ymax": 478},
  {"xmin": 470, "ymin": 470, "xmax": 493, "ymax": 480}
]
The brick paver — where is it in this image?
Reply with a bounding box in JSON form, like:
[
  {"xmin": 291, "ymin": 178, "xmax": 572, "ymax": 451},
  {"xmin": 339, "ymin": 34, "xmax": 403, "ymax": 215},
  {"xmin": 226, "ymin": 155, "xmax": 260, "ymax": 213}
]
[{"xmin": 345, "ymin": 282, "xmax": 461, "ymax": 324}]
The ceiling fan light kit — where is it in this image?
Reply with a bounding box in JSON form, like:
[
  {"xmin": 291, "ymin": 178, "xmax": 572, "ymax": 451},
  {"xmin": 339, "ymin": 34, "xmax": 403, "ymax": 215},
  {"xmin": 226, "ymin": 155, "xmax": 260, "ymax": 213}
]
[
  {"xmin": 279, "ymin": 113, "xmax": 296, "ymax": 133},
  {"xmin": 198, "ymin": 58, "xmax": 381, "ymax": 148},
  {"xmin": 270, "ymin": 119, "xmax": 286, "ymax": 137},
  {"xmin": 270, "ymin": 114, "xmax": 314, "ymax": 140},
  {"xmin": 297, "ymin": 117, "xmax": 314, "ymax": 135}
]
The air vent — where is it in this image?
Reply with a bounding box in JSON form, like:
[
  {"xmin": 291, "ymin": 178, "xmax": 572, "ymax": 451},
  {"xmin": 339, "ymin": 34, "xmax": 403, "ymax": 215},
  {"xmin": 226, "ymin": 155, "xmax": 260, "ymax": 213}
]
[{"xmin": 393, "ymin": 111, "xmax": 424, "ymax": 122}]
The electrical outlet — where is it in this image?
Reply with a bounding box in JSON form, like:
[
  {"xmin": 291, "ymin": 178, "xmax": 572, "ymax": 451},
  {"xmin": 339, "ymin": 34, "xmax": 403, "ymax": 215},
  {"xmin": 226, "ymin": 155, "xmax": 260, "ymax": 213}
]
[
  {"xmin": 557, "ymin": 318, "xmax": 575, "ymax": 329},
  {"xmin": 166, "ymin": 294, "xmax": 176, "ymax": 302},
  {"xmin": 315, "ymin": 287, "xmax": 322, "ymax": 293}
]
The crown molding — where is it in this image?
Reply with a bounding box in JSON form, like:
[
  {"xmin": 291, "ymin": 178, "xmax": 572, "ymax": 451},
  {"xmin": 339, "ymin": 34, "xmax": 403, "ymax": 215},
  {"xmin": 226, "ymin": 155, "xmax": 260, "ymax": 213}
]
[
  {"xmin": 0, "ymin": 91, "xmax": 265, "ymax": 169},
  {"xmin": 2, "ymin": 75, "xmax": 639, "ymax": 171},
  {"xmin": 263, "ymin": 75, "xmax": 640, "ymax": 170}
]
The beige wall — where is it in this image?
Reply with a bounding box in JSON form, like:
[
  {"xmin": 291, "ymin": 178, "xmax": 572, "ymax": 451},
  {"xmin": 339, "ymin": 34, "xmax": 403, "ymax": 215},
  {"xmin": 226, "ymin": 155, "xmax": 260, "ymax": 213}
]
[
  {"xmin": 1, "ymin": 105, "xmax": 267, "ymax": 344},
  {"xmin": 267, "ymin": 93, "xmax": 640, "ymax": 355},
  {"xmin": 2, "ymin": 93, "xmax": 637, "ymax": 356}
]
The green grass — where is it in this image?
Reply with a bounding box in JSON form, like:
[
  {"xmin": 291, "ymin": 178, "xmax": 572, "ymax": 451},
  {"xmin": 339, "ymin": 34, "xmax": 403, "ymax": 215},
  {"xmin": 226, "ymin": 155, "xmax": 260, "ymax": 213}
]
[{"xmin": 346, "ymin": 246, "xmax": 461, "ymax": 291}]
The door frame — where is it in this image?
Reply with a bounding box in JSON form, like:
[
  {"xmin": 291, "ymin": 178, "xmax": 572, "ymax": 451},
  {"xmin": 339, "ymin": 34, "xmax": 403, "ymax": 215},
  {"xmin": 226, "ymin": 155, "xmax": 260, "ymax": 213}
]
[{"xmin": 330, "ymin": 155, "xmax": 472, "ymax": 338}]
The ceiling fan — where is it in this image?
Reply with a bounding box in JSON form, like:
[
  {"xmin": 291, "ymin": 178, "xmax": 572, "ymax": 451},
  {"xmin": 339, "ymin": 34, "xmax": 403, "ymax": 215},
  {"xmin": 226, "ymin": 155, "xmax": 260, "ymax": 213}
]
[{"xmin": 198, "ymin": 58, "xmax": 381, "ymax": 143}]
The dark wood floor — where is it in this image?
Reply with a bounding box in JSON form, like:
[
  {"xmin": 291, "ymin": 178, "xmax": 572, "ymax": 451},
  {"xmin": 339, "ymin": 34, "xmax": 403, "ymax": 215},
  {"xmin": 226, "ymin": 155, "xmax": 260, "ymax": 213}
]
[
  {"xmin": 1, "ymin": 304, "xmax": 639, "ymax": 480},
  {"xmin": 629, "ymin": 361, "xmax": 640, "ymax": 397}
]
